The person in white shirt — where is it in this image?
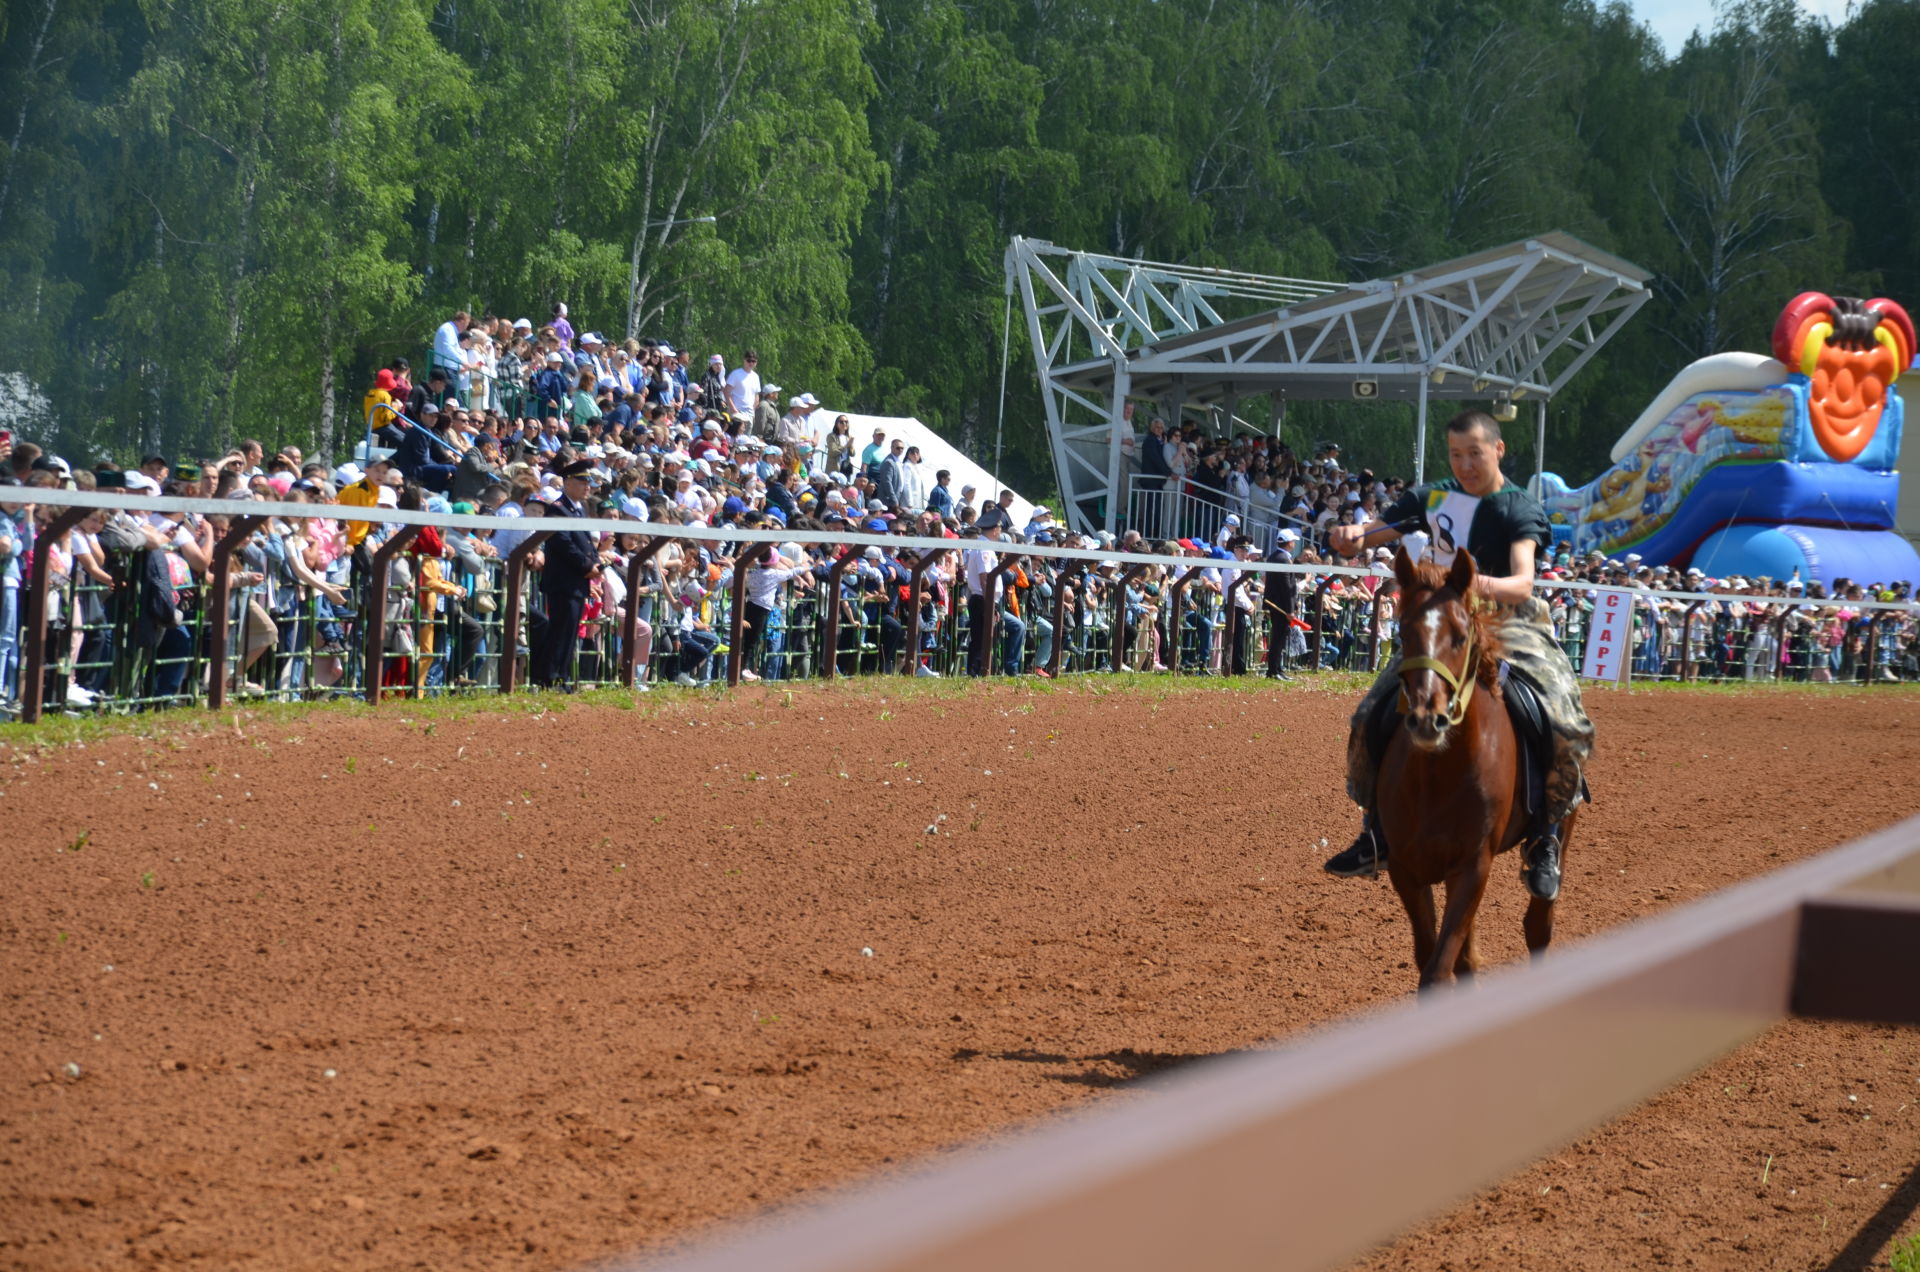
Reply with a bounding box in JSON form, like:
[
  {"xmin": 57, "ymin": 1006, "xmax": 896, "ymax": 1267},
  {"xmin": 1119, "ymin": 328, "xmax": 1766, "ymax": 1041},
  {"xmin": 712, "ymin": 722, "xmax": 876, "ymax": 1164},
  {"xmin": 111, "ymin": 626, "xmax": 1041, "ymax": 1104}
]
[
  {"xmin": 432, "ymin": 310, "xmax": 471, "ymax": 388},
  {"xmin": 1227, "ymin": 536, "xmax": 1261, "ymax": 674},
  {"xmin": 964, "ymin": 524, "xmax": 1002, "ymax": 676},
  {"xmin": 673, "ymin": 471, "xmax": 705, "ymax": 512},
  {"xmin": 737, "ymin": 549, "xmax": 810, "ymax": 681},
  {"xmin": 899, "ymin": 446, "xmax": 929, "ymax": 512},
  {"xmin": 724, "ymin": 351, "xmax": 761, "ymax": 418},
  {"xmin": 776, "ymin": 398, "xmax": 811, "ymax": 447}
]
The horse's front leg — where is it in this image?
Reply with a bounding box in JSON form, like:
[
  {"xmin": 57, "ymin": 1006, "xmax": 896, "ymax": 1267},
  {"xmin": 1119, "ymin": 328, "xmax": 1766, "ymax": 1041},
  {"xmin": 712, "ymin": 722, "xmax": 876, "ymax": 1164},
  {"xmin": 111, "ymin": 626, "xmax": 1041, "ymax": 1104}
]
[
  {"xmin": 1426, "ymin": 847, "xmax": 1493, "ymax": 989},
  {"xmin": 1388, "ymin": 865, "xmax": 1436, "ymax": 984}
]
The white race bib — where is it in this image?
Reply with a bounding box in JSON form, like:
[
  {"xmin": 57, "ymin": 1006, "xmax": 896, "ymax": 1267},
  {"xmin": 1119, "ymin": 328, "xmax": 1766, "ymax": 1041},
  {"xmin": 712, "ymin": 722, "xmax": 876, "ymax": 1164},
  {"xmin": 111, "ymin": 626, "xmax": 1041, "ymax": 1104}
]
[{"xmin": 1425, "ymin": 491, "xmax": 1482, "ymax": 567}]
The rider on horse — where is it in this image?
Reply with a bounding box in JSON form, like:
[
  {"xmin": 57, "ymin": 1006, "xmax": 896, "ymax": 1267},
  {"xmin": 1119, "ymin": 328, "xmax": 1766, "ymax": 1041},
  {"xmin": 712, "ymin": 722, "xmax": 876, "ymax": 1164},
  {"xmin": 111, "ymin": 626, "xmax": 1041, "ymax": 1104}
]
[{"xmin": 1322, "ymin": 408, "xmax": 1593, "ymax": 901}]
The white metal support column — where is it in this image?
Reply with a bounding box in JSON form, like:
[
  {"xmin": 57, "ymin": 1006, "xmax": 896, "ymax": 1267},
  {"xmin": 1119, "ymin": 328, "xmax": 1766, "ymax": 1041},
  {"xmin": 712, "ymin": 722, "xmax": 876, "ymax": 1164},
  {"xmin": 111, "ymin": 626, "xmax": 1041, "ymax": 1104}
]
[
  {"xmin": 1535, "ymin": 398, "xmax": 1548, "ymax": 489},
  {"xmin": 1414, "ymin": 374, "xmax": 1430, "ymax": 485},
  {"xmin": 1104, "ymin": 362, "xmax": 1131, "ymax": 533}
]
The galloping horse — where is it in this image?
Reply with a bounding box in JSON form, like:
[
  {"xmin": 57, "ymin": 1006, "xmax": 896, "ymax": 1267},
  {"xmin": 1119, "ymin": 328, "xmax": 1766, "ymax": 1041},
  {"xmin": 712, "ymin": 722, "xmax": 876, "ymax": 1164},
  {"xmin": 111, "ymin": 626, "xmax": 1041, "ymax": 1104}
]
[{"xmin": 1378, "ymin": 546, "xmax": 1574, "ymax": 988}]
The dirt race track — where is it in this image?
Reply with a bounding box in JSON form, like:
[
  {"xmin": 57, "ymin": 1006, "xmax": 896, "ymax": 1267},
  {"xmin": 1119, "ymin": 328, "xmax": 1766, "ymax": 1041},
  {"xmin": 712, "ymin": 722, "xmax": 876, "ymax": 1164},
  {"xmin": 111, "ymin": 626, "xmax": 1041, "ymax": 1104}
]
[{"xmin": 3, "ymin": 679, "xmax": 1919, "ymax": 1271}]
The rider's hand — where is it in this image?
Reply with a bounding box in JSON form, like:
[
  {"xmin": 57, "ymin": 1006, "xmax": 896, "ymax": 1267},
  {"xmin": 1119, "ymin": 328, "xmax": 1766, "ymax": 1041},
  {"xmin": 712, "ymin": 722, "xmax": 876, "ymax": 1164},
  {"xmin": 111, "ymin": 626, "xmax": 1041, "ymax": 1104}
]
[{"xmin": 1329, "ymin": 523, "xmax": 1365, "ymax": 557}]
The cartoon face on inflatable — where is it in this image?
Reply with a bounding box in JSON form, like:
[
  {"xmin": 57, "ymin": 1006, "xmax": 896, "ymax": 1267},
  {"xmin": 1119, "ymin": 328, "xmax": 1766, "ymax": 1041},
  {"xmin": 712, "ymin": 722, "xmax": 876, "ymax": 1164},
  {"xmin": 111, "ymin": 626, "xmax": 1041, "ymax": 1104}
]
[{"xmin": 1771, "ymin": 292, "xmax": 1916, "ymax": 462}]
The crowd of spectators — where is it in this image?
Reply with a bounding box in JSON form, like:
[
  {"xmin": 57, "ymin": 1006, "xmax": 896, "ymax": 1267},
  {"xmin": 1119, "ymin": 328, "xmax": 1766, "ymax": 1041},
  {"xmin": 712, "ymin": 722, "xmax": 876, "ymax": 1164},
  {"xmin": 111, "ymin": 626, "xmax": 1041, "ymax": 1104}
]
[{"xmin": 0, "ymin": 304, "xmax": 1916, "ymax": 716}]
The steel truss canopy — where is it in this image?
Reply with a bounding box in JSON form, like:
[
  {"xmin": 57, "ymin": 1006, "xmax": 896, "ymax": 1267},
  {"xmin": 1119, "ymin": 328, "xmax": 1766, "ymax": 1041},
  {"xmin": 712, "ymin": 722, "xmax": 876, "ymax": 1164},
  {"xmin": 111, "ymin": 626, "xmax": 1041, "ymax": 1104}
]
[{"xmin": 1008, "ymin": 232, "xmax": 1652, "ymax": 533}]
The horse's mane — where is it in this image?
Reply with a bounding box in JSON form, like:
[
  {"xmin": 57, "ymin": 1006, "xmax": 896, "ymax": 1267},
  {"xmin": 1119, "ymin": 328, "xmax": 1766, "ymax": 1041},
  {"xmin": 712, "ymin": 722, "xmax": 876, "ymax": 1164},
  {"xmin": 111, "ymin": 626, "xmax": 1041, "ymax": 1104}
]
[{"xmin": 1400, "ymin": 560, "xmax": 1505, "ymax": 692}]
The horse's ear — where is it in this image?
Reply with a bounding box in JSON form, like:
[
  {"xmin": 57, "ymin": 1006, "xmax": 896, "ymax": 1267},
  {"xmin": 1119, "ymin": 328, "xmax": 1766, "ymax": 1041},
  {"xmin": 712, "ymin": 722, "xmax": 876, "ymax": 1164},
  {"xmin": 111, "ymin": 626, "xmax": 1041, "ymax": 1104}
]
[
  {"xmin": 1392, "ymin": 544, "xmax": 1418, "ymax": 593},
  {"xmin": 1447, "ymin": 546, "xmax": 1477, "ymax": 598}
]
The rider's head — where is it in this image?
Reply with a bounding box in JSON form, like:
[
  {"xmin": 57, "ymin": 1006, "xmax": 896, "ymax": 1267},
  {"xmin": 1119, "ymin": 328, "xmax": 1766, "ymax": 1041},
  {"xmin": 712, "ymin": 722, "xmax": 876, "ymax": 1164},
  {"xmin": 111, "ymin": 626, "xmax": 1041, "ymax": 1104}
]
[{"xmin": 1445, "ymin": 410, "xmax": 1506, "ymax": 497}]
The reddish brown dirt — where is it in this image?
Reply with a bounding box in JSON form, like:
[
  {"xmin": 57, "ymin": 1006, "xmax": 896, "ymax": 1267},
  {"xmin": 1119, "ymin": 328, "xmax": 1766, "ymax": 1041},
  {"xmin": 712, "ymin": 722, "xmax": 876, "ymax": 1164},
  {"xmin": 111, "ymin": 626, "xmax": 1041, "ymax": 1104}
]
[{"xmin": 1, "ymin": 682, "xmax": 1917, "ymax": 1271}]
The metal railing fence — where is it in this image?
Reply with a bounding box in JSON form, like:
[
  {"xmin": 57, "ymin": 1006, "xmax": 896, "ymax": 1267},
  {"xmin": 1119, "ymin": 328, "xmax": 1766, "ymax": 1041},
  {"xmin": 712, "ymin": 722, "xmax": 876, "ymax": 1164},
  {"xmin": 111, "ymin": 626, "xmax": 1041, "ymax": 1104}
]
[{"xmin": 3, "ymin": 487, "xmax": 1916, "ymax": 722}]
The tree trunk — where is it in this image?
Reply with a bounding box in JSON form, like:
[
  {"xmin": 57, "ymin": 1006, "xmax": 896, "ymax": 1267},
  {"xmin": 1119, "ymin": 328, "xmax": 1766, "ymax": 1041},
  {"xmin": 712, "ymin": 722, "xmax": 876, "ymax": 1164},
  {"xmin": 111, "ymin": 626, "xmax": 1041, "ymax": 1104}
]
[
  {"xmin": 0, "ymin": 0, "xmax": 60, "ymax": 230},
  {"xmin": 318, "ymin": 348, "xmax": 337, "ymax": 460}
]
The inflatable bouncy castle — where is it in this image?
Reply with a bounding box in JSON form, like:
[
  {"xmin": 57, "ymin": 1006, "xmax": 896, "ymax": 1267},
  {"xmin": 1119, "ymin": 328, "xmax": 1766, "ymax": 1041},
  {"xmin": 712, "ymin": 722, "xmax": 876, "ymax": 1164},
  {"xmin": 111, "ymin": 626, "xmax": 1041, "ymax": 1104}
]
[{"xmin": 1539, "ymin": 293, "xmax": 1920, "ymax": 586}]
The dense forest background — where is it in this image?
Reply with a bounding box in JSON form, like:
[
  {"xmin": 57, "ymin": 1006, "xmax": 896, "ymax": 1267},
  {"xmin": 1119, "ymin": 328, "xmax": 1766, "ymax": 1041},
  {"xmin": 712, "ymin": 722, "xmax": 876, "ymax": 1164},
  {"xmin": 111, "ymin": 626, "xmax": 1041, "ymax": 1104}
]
[{"xmin": 1, "ymin": 0, "xmax": 1915, "ymax": 493}]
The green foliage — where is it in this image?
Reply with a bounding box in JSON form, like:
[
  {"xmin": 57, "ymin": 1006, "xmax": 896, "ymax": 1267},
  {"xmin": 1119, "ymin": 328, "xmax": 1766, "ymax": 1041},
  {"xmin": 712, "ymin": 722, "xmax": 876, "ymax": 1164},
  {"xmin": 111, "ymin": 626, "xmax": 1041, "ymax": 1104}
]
[
  {"xmin": 1891, "ymin": 1229, "xmax": 1920, "ymax": 1272},
  {"xmin": 0, "ymin": 0, "xmax": 1913, "ymax": 491}
]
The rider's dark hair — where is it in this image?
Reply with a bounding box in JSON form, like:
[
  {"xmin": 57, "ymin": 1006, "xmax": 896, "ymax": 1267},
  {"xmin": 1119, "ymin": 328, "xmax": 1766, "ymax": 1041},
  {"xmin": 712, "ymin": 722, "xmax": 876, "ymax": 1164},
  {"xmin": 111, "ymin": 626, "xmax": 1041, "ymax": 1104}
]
[{"xmin": 1446, "ymin": 408, "xmax": 1502, "ymax": 445}]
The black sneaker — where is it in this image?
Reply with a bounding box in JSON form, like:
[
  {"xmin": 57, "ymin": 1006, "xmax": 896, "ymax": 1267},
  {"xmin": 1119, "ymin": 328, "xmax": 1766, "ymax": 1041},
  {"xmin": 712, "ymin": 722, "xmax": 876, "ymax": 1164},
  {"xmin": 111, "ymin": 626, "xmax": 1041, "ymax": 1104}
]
[
  {"xmin": 1522, "ymin": 828, "xmax": 1562, "ymax": 901},
  {"xmin": 1323, "ymin": 819, "xmax": 1387, "ymax": 878}
]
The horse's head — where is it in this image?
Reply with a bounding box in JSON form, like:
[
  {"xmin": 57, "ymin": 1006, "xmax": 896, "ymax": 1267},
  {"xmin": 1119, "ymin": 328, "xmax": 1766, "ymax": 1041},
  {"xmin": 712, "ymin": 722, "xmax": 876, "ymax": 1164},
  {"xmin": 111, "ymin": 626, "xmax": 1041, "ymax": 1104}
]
[{"xmin": 1392, "ymin": 545, "xmax": 1484, "ymax": 751}]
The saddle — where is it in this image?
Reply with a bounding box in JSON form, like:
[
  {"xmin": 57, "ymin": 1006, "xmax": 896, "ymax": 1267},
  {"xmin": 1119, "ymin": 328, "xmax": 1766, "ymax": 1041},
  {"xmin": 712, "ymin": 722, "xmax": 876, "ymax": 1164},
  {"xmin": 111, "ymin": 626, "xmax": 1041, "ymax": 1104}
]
[{"xmin": 1500, "ymin": 663, "xmax": 1552, "ymax": 824}]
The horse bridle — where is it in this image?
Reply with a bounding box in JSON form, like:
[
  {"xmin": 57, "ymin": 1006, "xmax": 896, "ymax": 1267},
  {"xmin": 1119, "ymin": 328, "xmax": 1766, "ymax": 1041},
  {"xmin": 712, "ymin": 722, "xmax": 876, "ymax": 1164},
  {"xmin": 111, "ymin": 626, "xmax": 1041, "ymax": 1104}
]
[{"xmin": 1397, "ymin": 616, "xmax": 1480, "ymax": 728}]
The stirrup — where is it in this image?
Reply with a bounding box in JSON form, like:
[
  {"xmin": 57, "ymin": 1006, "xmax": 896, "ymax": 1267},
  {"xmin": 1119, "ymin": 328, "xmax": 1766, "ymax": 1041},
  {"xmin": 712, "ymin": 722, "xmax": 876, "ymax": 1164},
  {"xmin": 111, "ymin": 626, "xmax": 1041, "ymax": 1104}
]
[{"xmin": 1323, "ymin": 814, "xmax": 1388, "ymax": 879}]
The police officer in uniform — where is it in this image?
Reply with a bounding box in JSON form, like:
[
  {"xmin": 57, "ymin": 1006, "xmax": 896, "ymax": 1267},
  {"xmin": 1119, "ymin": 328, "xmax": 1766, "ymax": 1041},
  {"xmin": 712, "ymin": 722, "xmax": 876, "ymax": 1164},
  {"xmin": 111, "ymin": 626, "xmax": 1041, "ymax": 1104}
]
[{"xmin": 532, "ymin": 459, "xmax": 601, "ymax": 690}]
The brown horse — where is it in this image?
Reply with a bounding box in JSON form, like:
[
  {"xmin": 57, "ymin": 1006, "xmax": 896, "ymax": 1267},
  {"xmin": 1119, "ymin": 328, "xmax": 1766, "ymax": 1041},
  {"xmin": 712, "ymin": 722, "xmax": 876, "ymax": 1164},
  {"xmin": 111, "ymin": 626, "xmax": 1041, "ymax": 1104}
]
[{"xmin": 1378, "ymin": 546, "xmax": 1573, "ymax": 988}]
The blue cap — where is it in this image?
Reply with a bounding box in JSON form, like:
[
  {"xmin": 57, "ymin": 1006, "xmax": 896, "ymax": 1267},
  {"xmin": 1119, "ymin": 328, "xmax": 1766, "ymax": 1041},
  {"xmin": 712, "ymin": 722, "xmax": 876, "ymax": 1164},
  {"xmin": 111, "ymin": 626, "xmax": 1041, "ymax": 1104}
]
[
  {"xmin": 721, "ymin": 495, "xmax": 746, "ymax": 518},
  {"xmin": 764, "ymin": 505, "xmax": 787, "ymax": 525},
  {"xmin": 865, "ymin": 518, "xmax": 888, "ymax": 533}
]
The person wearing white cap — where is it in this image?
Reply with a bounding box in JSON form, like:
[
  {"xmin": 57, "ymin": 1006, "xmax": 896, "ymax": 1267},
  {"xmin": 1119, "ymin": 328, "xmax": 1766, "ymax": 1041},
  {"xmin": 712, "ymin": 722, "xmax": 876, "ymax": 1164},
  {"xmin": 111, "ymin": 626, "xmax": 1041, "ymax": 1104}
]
[
  {"xmin": 753, "ymin": 382, "xmax": 782, "ymax": 439},
  {"xmin": 776, "ymin": 396, "xmax": 811, "ymax": 447}
]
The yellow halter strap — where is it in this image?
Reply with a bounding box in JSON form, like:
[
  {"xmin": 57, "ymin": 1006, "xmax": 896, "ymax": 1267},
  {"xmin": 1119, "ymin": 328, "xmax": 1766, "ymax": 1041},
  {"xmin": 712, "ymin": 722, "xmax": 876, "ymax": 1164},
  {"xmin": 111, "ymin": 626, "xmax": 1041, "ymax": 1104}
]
[{"xmin": 1396, "ymin": 618, "xmax": 1479, "ymax": 728}]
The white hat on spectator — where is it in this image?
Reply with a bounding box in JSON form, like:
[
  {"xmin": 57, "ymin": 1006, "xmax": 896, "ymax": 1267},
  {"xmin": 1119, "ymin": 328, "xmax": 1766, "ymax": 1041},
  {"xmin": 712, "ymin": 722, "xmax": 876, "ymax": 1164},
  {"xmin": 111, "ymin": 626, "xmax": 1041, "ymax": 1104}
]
[
  {"xmin": 545, "ymin": 351, "xmax": 563, "ymax": 363},
  {"xmin": 762, "ymin": 383, "xmax": 782, "ymax": 395},
  {"xmin": 1686, "ymin": 567, "xmax": 1704, "ymax": 577},
  {"xmin": 580, "ymin": 332, "xmax": 603, "ymax": 345},
  {"xmin": 788, "ymin": 396, "xmax": 804, "ymax": 409},
  {"xmin": 702, "ymin": 419, "xmax": 722, "ymax": 433},
  {"xmin": 864, "ymin": 545, "xmax": 883, "ymax": 560},
  {"xmin": 376, "ymin": 486, "xmax": 399, "ymax": 508},
  {"xmin": 1276, "ymin": 528, "xmax": 1301, "ymax": 543},
  {"xmin": 709, "ymin": 353, "xmax": 725, "ymax": 365},
  {"xmin": 1625, "ymin": 553, "xmax": 1643, "ymax": 563},
  {"xmin": 800, "ymin": 392, "xmax": 819, "ymax": 407},
  {"xmin": 333, "ymin": 462, "xmax": 364, "ymax": 485},
  {"xmin": 1224, "ymin": 513, "xmax": 1240, "ymax": 525},
  {"xmin": 659, "ymin": 345, "xmax": 676, "ymax": 357},
  {"xmin": 125, "ymin": 471, "xmax": 162, "ymax": 494},
  {"xmin": 1372, "ymin": 546, "xmax": 1392, "ymax": 560}
]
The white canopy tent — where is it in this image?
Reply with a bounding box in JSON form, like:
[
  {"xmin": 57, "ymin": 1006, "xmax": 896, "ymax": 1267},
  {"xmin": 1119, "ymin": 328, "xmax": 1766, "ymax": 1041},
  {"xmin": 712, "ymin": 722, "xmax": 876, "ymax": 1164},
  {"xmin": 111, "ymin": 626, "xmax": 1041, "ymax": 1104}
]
[{"xmin": 800, "ymin": 407, "xmax": 1038, "ymax": 530}]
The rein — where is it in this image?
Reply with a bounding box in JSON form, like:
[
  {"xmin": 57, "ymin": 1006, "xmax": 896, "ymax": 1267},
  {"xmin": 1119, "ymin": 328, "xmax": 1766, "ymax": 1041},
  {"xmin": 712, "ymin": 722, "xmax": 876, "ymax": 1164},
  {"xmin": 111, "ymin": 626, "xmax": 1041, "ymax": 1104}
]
[{"xmin": 1397, "ymin": 611, "xmax": 1480, "ymax": 728}]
